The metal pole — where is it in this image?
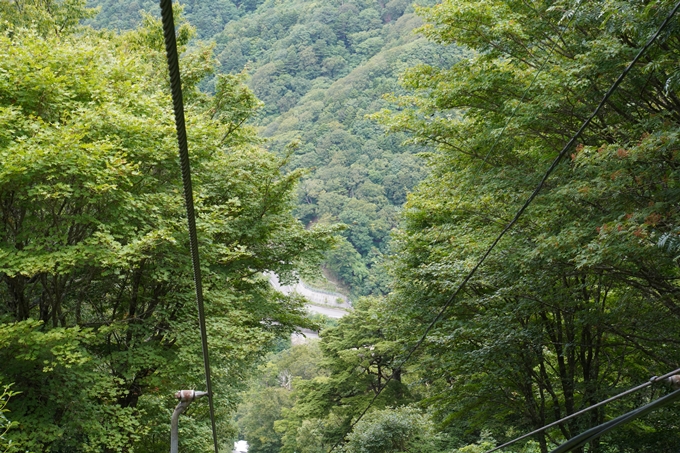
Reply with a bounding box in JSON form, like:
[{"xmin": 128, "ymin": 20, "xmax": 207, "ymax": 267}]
[{"xmin": 170, "ymin": 390, "xmax": 209, "ymax": 453}]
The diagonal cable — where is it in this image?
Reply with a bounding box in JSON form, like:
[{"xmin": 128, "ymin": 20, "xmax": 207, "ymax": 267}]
[
  {"xmin": 549, "ymin": 387, "xmax": 680, "ymax": 453},
  {"xmin": 485, "ymin": 368, "xmax": 680, "ymax": 453},
  {"xmin": 158, "ymin": 1, "xmax": 219, "ymax": 452},
  {"xmin": 328, "ymin": 2, "xmax": 680, "ymax": 451}
]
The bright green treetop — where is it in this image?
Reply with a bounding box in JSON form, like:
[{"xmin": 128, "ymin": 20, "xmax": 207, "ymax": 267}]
[{"xmin": 0, "ymin": 2, "xmax": 334, "ymax": 451}]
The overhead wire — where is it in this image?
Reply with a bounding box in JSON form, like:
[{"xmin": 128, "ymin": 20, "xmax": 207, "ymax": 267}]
[
  {"xmin": 549, "ymin": 387, "xmax": 680, "ymax": 453},
  {"xmin": 327, "ymin": 1, "xmax": 680, "ymax": 451},
  {"xmin": 484, "ymin": 367, "xmax": 680, "ymax": 453},
  {"xmin": 158, "ymin": 1, "xmax": 219, "ymax": 452}
]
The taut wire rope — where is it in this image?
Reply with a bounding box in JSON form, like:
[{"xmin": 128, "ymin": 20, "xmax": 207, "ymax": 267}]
[
  {"xmin": 485, "ymin": 368, "xmax": 680, "ymax": 453},
  {"xmin": 159, "ymin": 0, "xmax": 219, "ymax": 451},
  {"xmin": 549, "ymin": 387, "xmax": 680, "ymax": 453}
]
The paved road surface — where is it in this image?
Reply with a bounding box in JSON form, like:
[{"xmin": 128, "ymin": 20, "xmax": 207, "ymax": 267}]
[
  {"xmin": 305, "ymin": 303, "xmax": 347, "ymax": 319},
  {"xmin": 268, "ymin": 273, "xmax": 351, "ymax": 309},
  {"xmin": 268, "ymin": 272, "xmax": 350, "ymax": 339},
  {"xmin": 291, "ymin": 328, "xmax": 320, "ymax": 345}
]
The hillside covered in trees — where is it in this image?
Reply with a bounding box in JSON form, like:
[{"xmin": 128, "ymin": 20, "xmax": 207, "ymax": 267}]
[
  {"xmin": 4, "ymin": 0, "xmax": 680, "ymax": 453},
  {"xmin": 232, "ymin": 0, "xmax": 680, "ymax": 453},
  {"xmin": 86, "ymin": 0, "xmax": 462, "ymax": 297}
]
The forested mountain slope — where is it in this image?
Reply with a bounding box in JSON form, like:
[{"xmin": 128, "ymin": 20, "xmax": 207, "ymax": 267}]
[
  {"xmin": 87, "ymin": 0, "xmax": 462, "ymax": 296},
  {"xmin": 6, "ymin": 1, "xmax": 680, "ymax": 453},
  {"xmin": 236, "ymin": 0, "xmax": 680, "ymax": 452},
  {"xmin": 86, "ymin": 0, "xmax": 244, "ymax": 37}
]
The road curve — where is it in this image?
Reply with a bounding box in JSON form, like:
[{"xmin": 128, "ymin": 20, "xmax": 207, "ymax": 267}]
[
  {"xmin": 305, "ymin": 303, "xmax": 347, "ymax": 319},
  {"xmin": 268, "ymin": 273, "xmax": 350, "ymax": 319}
]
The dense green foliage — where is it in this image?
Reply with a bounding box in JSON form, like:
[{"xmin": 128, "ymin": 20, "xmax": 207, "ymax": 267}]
[
  {"xmin": 239, "ymin": 0, "xmax": 680, "ymax": 452},
  {"xmin": 8, "ymin": 0, "xmax": 680, "ymax": 452},
  {"xmin": 86, "ymin": 0, "xmax": 462, "ymax": 297},
  {"xmin": 236, "ymin": 343, "xmax": 327, "ymax": 453},
  {"xmin": 85, "ymin": 0, "xmax": 245, "ymax": 38},
  {"xmin": 373, "ymin": 0, "xmax": 680, "ymax": 451},
  {"xmin": 0, "ymin": 1, "xmax": 333, "ymax": 451},
  {"xmin": 0, "ymin": 385, "xmax": 18, "ymax": 453},
  {"xmin": 275, "ymin": 297, "xmax": 414, "ymax": 453},
  {"xmin": 236, "ymin": 333, "xmax": 440, "ymax": 453},
  {"xmin": 342, "ymin": 406, "xmax": 444, "ymax": 453}
]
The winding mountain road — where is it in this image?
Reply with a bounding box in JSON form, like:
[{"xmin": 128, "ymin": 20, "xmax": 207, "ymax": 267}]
[
  {"xmin": 268, "ymin": 273, "xmax": 350, "ymax": 319},
  {"xmin": 268, "ymin": 273, "xmax": 350, "ymax": 344}
]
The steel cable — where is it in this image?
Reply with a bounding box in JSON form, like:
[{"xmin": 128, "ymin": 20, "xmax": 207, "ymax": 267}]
[
  {"xmin": 159, "ymin": 0, "xmax": 219, "ymax": 451},
  {"xmin": 549, "ymin": 388, "xmax": 680, "ymax": 453},
  {"xmin": 485, "ymin": 368, "xmax": 680, "ymax": 453}
]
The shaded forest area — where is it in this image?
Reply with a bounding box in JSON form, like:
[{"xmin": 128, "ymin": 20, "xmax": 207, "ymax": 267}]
[{"xmin": 4, "ymin": 0, "xmax": 680, "ymax": 453}]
